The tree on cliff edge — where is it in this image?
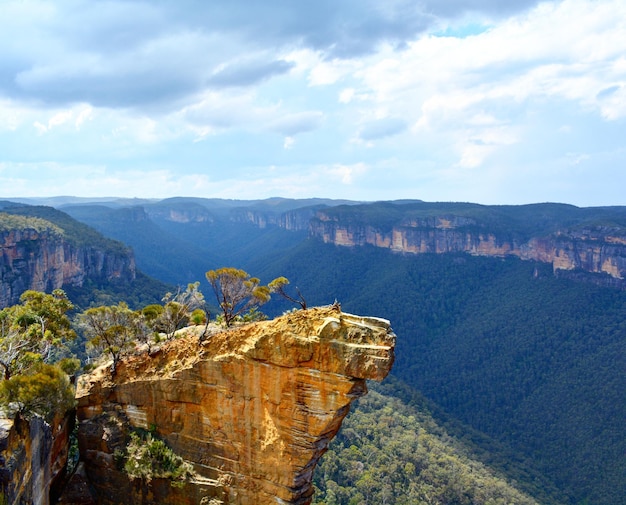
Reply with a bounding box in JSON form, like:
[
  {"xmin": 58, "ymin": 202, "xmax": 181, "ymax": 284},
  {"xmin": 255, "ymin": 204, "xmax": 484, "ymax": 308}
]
[
  {"xmin": 78, "ymin": 302, "xmax": 147, "ymax": 375},
  {"xmin": 0, "ymin": 289, "xmax": 75, "ymax": 380},
  {"xmin": 206, "ymin": 267, "xmax": 272, "ymax": 327},
  {"xmin": 268, "ymin": 277, "xmax": 307, "ymax": 309}
]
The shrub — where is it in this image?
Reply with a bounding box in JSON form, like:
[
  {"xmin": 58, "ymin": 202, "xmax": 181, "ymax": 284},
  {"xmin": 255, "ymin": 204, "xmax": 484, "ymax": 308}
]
[
  {"xmin": 0, "ymin": 363, "xmax": 75, "ymax": 421},
  {"xmin": 121, "ymin": 431, "xmax": 195, "ymax": 488}
]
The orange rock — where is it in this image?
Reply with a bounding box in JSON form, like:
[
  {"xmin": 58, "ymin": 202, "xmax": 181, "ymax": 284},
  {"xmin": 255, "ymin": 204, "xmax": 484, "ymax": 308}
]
[{"xmin": 75, "ymin": 307, "xmax": 396, "ymax": 505}]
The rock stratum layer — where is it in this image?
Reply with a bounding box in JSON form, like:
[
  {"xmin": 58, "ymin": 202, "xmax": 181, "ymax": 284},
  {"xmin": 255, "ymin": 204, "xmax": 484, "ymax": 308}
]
[
  {"xmin": 310, "ymin": 212, "xmax": 626, "ymax": 285},
  {"xmin": 0, "ymin": 227, "xmax": 135, "ymax": 308},
  {"xmin": 74, "ymin": 307, "xmax": 396, "ymax": 505},
  {"xmin": 0, "ymin": 413, "xmax": 73, "ymax": 505}
]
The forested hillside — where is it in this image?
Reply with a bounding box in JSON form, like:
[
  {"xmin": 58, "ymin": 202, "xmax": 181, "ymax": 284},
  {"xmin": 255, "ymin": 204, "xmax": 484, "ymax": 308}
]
[
  {"xmin": 0, "ymin": 202, "xmax": 168, "ymax": 309},
  {"xmin": 312, "ymin": 383, "xmax": 552, "ymax": 505},
  {"xmin": 253, "ymin": 241, "xmax": 625, "ymax": 505},
  {"xmin": 15, "ymin": 197, "xmax": 625, "ymax": 505}
]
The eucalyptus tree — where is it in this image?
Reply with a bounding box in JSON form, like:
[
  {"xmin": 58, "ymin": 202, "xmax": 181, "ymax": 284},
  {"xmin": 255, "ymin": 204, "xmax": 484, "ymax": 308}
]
[
  {"xmin": 78, "ymin": 302, "xmax": 147, "ymax": 375},
  {"xmin": 0, "ymin": 289, "xmax": 75, "ymax": 380},
  {"xmin": 205, "ymin": 268, "xmax": 272, "ymax": 327}
]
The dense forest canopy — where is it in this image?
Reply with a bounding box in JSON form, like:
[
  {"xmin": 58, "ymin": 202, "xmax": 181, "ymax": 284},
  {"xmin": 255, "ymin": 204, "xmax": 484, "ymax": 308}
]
[{"xmin": 1, "ymin": 199, "xmax": 625, "ymax": 505}]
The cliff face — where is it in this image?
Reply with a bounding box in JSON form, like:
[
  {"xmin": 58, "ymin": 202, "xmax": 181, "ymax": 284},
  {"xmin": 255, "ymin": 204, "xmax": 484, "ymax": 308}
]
[
  {"xmin": 0, "ymin": 228, "xmax": 136, "ymax": 307},
  {"xmin": 74, "ymin": 307, "xmax": 395, "ymax": 505},
  {"xmin": 310, "ymin": 212, "xmax": 626, "ymax": 284},
  {"xmin": 228, "ymin": 208, "xmax": 318, "ymax": 232},
  {"xmin": 0, "ymin": 413, "xmax": 74, "ymax": 505}
]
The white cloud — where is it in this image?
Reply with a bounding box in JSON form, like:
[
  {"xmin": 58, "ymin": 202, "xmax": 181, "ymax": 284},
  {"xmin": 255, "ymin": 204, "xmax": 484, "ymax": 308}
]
[
  {"xmin": 327, "ymin": 163, "xmax": 368, "ymax": 184},
  {"xmin": 283, "ymin": 136, "xmax": 295, "ymax": 149},
  {"xmin": 0, "ymin": 0, "xmax": 625, "ymax": 206},
  {"xmin": 339, "ymin": 88, "xmax": 355, "ymax": 104}
]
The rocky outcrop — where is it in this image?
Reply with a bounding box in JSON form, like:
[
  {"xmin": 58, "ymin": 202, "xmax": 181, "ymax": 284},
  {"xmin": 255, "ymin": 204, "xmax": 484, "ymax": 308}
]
[
  {"xmin": 229, "ymin": 208, "xmax": 318, "ymax": 231},
  {"xmin": 0, "ymin": 413, "xmax": 74, "ymax": 505},
  {"xmin": 74, "ymin": 307, "xmax": 395, "ymax": 505},
  {"xmin": 0, "ymin": 227, "xmax": 136, "ymax": 308},
  {"xmin": 310, "ymin": 212, "xmax": 626, "ymax": 284}
]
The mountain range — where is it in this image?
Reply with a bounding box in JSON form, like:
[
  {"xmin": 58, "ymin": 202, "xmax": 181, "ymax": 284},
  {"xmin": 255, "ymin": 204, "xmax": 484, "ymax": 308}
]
[{"xmin": 2, "ymin": 196, "xmax": 625, "ymax": 505}]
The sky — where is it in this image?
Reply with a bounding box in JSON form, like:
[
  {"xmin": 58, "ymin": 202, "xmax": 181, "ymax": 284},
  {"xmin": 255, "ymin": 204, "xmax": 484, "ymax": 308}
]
[{"xmin": 0, "ymin": 0, "xmax": 625, "ymax": 206}]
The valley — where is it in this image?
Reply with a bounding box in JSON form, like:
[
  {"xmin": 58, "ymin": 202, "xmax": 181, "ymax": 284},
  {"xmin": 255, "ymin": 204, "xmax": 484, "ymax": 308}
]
[{"xmin": 1, "ymin": 197, "xmax": 625, "ymax": 504}]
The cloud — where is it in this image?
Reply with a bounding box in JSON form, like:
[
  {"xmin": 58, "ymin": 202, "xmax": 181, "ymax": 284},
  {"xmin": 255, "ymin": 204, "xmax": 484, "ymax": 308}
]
[
  {"xmin": 267, "ymin": 111, "xmax": 324, "ymax": 136},
  {"xmin": 0, "ymin": 0, "xmax": 625, "ymax": 206},
  {"xmin": 423, "ymin": 0, "xmax": 541, "ymax": 18},
  {"xmin": 358, "ymin": 117, "xmax": 407, "ymax": 141},
  {"xmin": 0, "ymin": 0, "xmax": 546, "ymax": 111},
  {"xmin": 208, "ymin": 59, "xmax": 295, "ymax": 87},
  {"xmin": 283, "ymin": 137, "xmax": 295, "ymax": 149}
]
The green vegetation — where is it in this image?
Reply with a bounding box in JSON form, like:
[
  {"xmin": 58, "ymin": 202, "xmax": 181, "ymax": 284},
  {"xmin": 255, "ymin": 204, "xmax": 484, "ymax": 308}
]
[
  {"xmin": 206, "ymin": 267, "xmax": 273, "ymax": 326},
  {"xmin": 64, "ymin": 271, "xmax": 170, "ymax": 311},
  {"xmin": 0, "ymin": 289, "xmax": 75, "ymax": 379},
  {"xmin": 0, "ymin": 290, "xmax": 77, "ymax": 420},
  {"xmin": 4, "ymin": 198, "xmax": 625, "ymax": 504},
  {"xmin": 116, "ymin": 429, "xmax": 195, "ymax": 488},
  {"xmin": 1, "ymin": 205, "xmax": 129, "ymax": 253},
  {"xmin": 78, "ymin": 302, "xmax": 149, "ymax": 374},
  {"xmin": 254, "ymin": 241, "xmax": 626, "ymax": 505},
  {"xmin": 313, "ymin": 387, "xmax": 541, "ymax": 505},
  {"xmin": 0, "ymin": 212, "xmax": 64, "ymax": 235},
  {"xmin": 158, "ymin": 282, "xmax": 207, "ymax": 339},
  {"xmin": 269, "ymin": 276, "xmax": 307, "ymax": 309},
  {"xmin": 313, "ymin": 200, "xmax": 626, "ymax": 241},
  {"xmin": 0, "ymin": 362, "xmax": 75, "ymax": 421},
  {"xmin": 1, "ymin": 203, "xmax": 169, "ymax": 309}
]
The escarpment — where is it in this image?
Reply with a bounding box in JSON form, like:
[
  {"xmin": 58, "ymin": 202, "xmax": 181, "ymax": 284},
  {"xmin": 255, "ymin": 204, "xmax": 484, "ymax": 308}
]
[
  {"xmin": 0, "ymin": 226, "xmax": 136, "ymax": 308},
  {"xmin": 0, "ymin": 413, "xmax": 74, "ymax": 505},
  {"xmin": 74, "ymin": 307, "xmax": 395, "ymax": 505},
  {"xmin": 310, "ymin": 212, "xmax": 626, "ymax": 285}
]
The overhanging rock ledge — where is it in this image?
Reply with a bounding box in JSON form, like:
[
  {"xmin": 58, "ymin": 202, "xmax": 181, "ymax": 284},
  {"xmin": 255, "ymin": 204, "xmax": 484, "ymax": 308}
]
[{"xmin": 73, "ymin": 306, "xmax": 396, "ymax": 505}]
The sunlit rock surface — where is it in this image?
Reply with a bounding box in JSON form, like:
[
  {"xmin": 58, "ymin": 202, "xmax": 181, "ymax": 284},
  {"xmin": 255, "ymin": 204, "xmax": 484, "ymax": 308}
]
[
  {"xmin": 74, "ymin": 306, "xmax": 396, "ymax": 504},
  {"xmin": 0, "ymin": 228, "xmax": 135, "ymax": 308},
  {"xmin": 0, "ymin": 413, "xmax": 73, "ymax": 505}
]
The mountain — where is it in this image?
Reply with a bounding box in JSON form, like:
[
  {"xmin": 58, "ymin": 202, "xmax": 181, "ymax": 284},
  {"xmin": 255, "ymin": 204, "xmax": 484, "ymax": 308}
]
[
  {"xmin": 312, "ymin": 382, "xmax": 550, "ymax": 505},
  {"xmin": 8, "ymin": 196, "xmax": 625, "ymax": 504},
  {"xmin": 59, "ymin": 198, "xmax": 626, "ymax": 290},
  {"xmin": 0, "ymin": 202, "xmax": 168, "ymax": 308},
  {"xmin": 254, "ymin": 241, "xmax": 626, "ymax": 505},
  {"xmin": 58, "ymin": 198, "xmax": 356, "ymax": 285},
  {"xmin": 309, "ymin": 201, "xmax": 626, "ymax": 287}
]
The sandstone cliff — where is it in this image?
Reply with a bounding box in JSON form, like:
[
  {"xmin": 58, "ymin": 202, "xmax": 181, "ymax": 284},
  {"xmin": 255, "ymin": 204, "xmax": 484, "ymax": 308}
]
[
  {"xmin": 0, "ymin": 413, "xmax": 74, "ymax": 505},
  {"xmin": 0, "ymin": 224, "xmax": 136, "ymax": 308},
  {"xmin": 310, "ymin": 211, "xmax": 626, "ymax": 285},
  {"xmin": 73, "ymin": 307, "xmax": 395, "ymax": 505}
]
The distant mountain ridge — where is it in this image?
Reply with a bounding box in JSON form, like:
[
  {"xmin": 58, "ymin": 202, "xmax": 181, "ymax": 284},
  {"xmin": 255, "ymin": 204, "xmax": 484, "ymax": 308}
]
[
  {"xmin": 6, "ymin": 197, "xmax": 626, "ymax": 293},
  {"xmin": 0, "ymin": 202, "xmax": 167, "ymax": 308},
  {"xmin": 2, "ymin": 196, "xmax": 625, "ymax": 504},
  {"xmin": 0, "ymin": 202, "xmax": 136, "ymax": 307},
  {"xmin": 308, "ymin": 201, "xmax": 626, "ymax": 287}
]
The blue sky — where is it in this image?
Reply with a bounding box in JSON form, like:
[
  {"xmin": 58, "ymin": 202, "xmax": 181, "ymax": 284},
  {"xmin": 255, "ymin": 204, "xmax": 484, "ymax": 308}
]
[{"xmin": 0, "ymin": 0, "xmax": 625, "ymax": 206}]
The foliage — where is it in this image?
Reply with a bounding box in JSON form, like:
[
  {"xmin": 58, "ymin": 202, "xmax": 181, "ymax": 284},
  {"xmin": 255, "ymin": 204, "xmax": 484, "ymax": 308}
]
[
  {"xmin": 268, "ymin": 276, "xmax": 307, "ymax": 309},
  {"xmin": 256, "ymin": 241, "xmax": 626, "ymax": 505},
  {"xmin": 312, "ymin": 388, "xmax": 541, "ymax": 505},
  {"xmin": 0, "ymin": 362, "xmax": 75, "ymax": 421},
  {"xmin": 0, "ymin": 212, "xmax": 64, "ymax": 235},
  {"xmin": 120, "ymin": 430, "xmax": 195, "ymax": 487},
  {"xmin": 78, "ymin": 302, "xmax": 148, "ymax": 374},
  {"xmin": 312, "ymin": 200, "xmax": 626, "ymax": 241},
  {"xmin": 156, "ymin": 282, "xmax": 206, "ymax": 339},
  {"xmin": 64, "ymin": 271, "xmax": 171, "ymax": 311},
  {"xmin": 1, "ymin": 205, "xmax": 129, "ymax": 253},
  {"xmin": 56, "ymin": 357, "xmax": 81, "ymax": 376},
  {"xmin": 0, "ymin": 289, "xmax": 75, "ymax": 379},
  {"xmin": 205, "ymin": 267, "xmax": 272, "ymax": 326}
]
